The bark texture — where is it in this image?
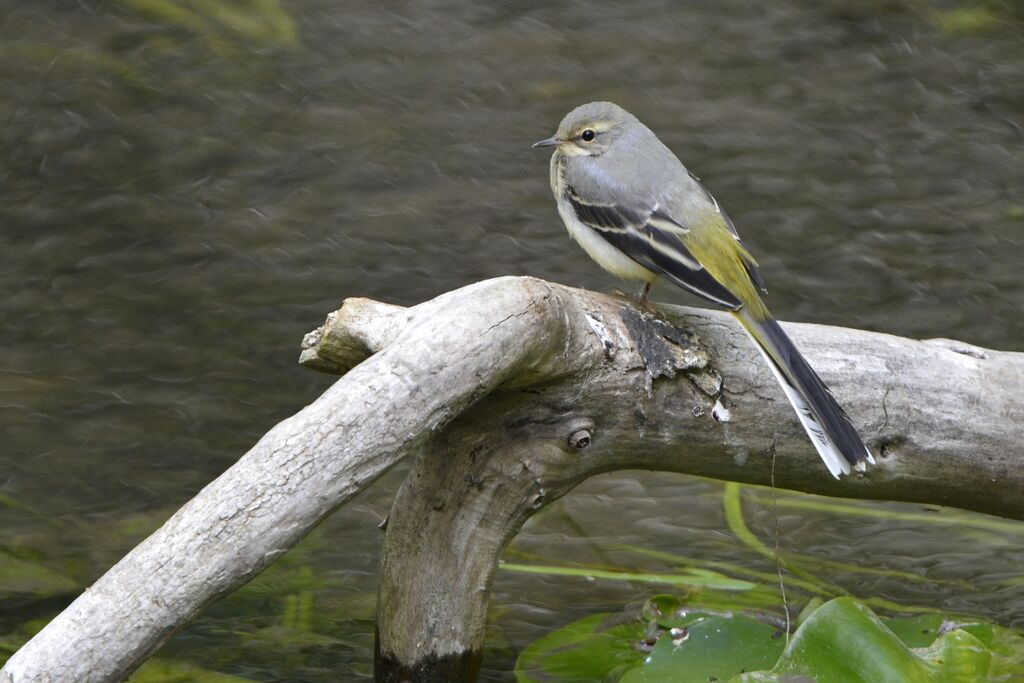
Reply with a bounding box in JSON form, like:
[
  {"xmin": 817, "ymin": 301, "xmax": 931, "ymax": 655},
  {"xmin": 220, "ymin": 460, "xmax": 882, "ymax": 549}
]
[{"xmin": 2, "ymin": 276, "xmax": 1021, "ymax": 683}]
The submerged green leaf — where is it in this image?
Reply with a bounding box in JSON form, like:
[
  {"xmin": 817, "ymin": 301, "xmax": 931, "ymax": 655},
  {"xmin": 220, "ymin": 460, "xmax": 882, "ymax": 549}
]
[
  {"xmin": 934, "ymin": 7, "xmax": 1004, "ymax": 34},
  {"xmin": 129, "ymin": 658, "xmax": 257, "ymax": 682},
  {"xmin": 722, "ymin": 484, "xmax": 843, "ymax": 598},
  {"xmin": 515, "ymin": 613, "xmax": 642, "ymax": 683},
  {"xmin": 0, "ymin": 550, "xmax": 78, "ymax": 598},
  {"xmin": 500, "ymin": 561, "xmax": 756, "ymax": 591}
]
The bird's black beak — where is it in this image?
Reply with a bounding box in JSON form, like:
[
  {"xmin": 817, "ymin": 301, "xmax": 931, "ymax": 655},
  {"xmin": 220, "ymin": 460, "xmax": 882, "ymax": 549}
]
[{"xmin": 532, "ymin": 136, "xmax": 561, "ymax": 149}]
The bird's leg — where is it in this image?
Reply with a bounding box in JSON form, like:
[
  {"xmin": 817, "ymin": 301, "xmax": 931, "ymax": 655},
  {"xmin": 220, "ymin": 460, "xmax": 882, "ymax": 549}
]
[
  {"xmin": 637, "ymin": 281, "xmax": 651, "ymax": 305},
  {"xmin": 612, "ymin": 281, "xmax": 656, "ymax": 314},
  {"xmin": 634, "ymin": 281, "xmax": 657, "ymax": 313}
]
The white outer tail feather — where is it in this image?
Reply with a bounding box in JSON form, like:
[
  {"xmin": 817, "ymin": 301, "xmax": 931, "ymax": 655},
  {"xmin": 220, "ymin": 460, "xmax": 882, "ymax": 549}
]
[{"xmin": 742, "ymin": 328, "xmax": 853, "ymax": 479}]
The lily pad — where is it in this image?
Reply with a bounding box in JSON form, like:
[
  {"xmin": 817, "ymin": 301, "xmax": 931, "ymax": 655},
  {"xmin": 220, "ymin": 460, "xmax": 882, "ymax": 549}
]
[
  {"xmin": 738, "ymin": 597, "xmax": 933, "ymax": 682},
  {"xmin": 515, "ymin": 595, "xmax": 784, "ymax": 683},
  {"xmin": 618, "ymin": 612, "xmax": 784, "ymax": 683},
  {"xmin": 515, "ymin": 597, "xmax": 1024, "ymax": 683}
]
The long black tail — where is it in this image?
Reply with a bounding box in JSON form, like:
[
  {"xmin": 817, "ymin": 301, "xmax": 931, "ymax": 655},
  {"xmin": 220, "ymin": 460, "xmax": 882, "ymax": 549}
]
[{"xmin": 735, "ymin": 311, "xmax": 874, "ymax": 478}]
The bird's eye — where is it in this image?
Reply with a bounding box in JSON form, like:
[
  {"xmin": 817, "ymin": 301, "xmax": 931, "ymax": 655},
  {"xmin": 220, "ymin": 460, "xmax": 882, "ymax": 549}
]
[{"xmin": 580, "ymin": 129, "xmax": 596, "ymax": 142}]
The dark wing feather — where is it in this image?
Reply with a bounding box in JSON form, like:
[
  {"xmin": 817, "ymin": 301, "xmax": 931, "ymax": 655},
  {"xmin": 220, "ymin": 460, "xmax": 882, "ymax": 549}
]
[
  {"xmin": 565, "ymin": 188, "xmax": 742, "ymax": 310},
  {"xmin": 572, "ymin": 199, "xmax": 642, "ymax": 233}
]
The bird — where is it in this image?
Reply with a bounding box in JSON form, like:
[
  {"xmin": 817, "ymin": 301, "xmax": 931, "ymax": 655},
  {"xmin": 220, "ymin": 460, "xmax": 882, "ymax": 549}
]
[{"xmin": 533, "ymin": 101, "xmax": 873, "ymax": 478}]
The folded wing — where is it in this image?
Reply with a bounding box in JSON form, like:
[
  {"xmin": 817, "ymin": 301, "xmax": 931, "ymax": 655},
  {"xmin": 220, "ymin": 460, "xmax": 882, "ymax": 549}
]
[{"xmin": 565, "ymin": 187, "xmax": 743, "ymax": 309}]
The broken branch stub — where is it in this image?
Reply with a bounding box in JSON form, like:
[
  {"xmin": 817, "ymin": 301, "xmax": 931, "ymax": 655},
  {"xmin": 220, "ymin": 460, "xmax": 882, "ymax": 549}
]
[{"xmin": 1, "ymin": 278, "xmax": 578, "ymax": 683}]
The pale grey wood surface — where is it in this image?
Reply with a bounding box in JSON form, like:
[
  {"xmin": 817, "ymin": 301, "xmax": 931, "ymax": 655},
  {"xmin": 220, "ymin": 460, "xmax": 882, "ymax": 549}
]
[{"xmin": 4, "ymin": 276, "xmax": 1021, "ymax": 682}]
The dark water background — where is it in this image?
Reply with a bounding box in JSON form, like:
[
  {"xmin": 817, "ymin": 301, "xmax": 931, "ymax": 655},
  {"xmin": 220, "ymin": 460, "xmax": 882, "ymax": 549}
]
[{"xmin": 1, "ymin": 0, "xmax": 1023, "ymax": 680}]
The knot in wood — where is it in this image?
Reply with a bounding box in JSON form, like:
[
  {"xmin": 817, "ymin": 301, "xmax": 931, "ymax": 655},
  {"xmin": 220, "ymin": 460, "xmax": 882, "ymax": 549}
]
[{"xmin": 567, "ymin": 429, "xmax": 592, "ymax": 451}]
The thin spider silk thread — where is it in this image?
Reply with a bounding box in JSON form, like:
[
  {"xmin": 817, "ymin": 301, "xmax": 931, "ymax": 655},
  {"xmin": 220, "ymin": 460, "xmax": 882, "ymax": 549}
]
[{"xmin": 771, "ymin": 446, "xmax": 791, "ymax": 647}]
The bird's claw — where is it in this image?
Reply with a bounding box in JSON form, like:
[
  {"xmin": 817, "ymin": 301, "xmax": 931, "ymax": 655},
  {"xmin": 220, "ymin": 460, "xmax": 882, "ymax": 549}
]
[{"xmin": 612, "ymin": 284, "xmax": 657, "ymax": 314}]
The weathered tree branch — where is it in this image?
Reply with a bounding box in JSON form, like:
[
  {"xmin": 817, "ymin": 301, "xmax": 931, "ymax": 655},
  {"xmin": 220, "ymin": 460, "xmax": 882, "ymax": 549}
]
[
  {"xmin": 369, "ymin": 282, "xmax": 1024, "ymax": 681},
  {"xmin": 3, "ymin": 276, "xmax": 1021, "ymax": 683}
]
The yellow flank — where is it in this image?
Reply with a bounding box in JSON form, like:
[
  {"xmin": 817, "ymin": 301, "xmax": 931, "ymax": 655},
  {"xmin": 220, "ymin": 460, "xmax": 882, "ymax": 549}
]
[{"xmin": 683, "ymin": 209, "xmax": 770, "ymax": 320}]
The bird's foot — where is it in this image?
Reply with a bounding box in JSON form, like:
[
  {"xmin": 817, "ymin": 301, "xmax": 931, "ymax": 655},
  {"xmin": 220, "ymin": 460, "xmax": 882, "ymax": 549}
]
[{"xmin": 612, "ymin": 282, "xmax": 657, "ymax": 314}]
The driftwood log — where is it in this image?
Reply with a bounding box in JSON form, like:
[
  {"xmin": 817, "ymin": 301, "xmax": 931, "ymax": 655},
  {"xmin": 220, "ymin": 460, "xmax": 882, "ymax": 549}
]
[{"xmin": 2, "ymin": 276, "xmax": 1022, "ymax": 682}]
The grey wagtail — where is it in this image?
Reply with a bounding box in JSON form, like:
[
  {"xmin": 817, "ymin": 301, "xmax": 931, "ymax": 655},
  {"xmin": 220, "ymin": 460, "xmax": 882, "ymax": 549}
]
[{"xmin": 534, "ymin": 101, "xmax": 873, "ymax": 478}]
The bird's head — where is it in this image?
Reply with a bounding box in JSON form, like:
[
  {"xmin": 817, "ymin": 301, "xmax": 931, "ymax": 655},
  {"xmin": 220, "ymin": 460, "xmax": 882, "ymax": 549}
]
[{"xmin": 533, "ymin": 101, "xmax": 633, "ymax": 157}]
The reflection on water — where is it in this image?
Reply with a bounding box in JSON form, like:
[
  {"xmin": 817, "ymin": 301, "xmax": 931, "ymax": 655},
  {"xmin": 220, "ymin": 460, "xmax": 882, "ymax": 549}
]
[{"xmin": 1, "ymin": 1, "xmax": 1022, "ymax": 680}]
